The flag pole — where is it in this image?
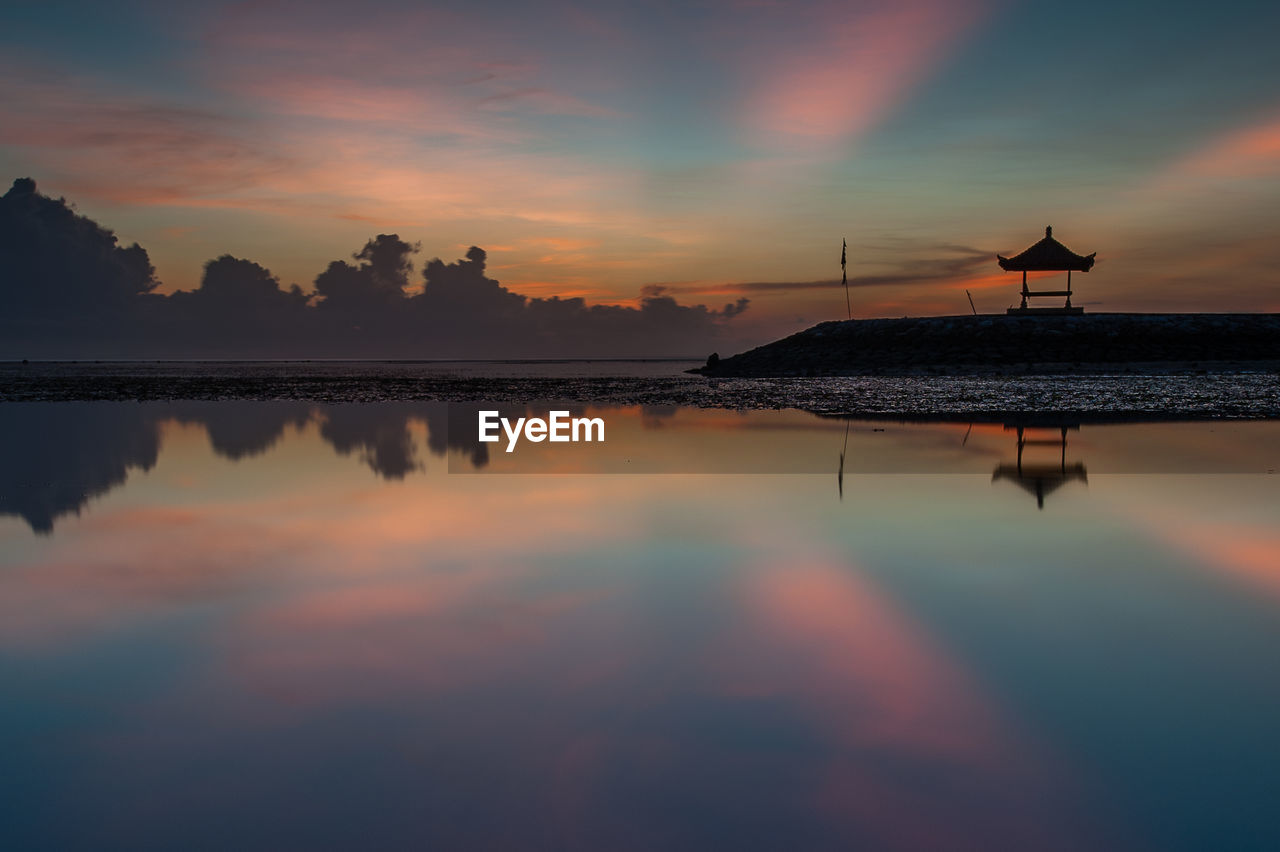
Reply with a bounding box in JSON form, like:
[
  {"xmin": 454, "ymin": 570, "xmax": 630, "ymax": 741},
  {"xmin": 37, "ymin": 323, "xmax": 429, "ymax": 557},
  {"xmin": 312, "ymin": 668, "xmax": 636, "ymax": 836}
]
[{"xmin": 841, "ymin": 238, "xmax": 850, "ymax": 320}]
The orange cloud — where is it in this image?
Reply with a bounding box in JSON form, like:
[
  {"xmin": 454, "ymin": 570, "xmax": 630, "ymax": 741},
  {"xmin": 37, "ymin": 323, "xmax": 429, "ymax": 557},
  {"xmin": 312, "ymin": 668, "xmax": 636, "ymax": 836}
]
[{"xmin": 1171, "ymin": 113, "xmax": 1280, "ymax": 180}]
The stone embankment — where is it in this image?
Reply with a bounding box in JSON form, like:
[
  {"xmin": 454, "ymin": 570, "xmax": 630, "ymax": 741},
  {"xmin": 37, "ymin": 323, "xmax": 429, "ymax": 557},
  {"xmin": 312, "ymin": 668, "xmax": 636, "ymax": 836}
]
[{"xmin": 695, "ymin": 313, "xmax": 1280, "ymax": 376}]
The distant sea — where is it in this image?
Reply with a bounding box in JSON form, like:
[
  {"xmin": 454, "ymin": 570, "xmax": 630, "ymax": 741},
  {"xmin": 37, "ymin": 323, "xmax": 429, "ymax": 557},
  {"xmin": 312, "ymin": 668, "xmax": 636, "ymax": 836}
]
[{"xmin": 2, "ymin": 359, "xmax": 1278, "ymax": 417}]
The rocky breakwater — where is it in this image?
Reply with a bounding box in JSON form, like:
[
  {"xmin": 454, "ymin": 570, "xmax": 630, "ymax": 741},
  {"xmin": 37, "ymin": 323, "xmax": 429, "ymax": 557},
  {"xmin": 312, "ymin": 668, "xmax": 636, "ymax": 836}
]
[{"xmin": 695, "ymin": 313, "xmax": 1280, "ymax": 376}]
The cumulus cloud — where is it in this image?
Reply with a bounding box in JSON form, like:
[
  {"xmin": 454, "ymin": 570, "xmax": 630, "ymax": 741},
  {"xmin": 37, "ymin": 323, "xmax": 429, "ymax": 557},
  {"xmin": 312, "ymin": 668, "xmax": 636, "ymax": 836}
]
[
  {"xmin": 315, "ymin": 234, "xmax": 419, "ymax": 320},
  {"xmin": 0, "ymin": 178, "xmax": 156, "ymax": 321},
  {"xmin": 418, "ymin": 246, "xmax": 527, "ymax": 320},
  {"xmin": 168, "ymin": 256, "xmax": 309, "ymax": 331},
  {"xmin": 0, "ymin": 179, "xmax": 750, "ymax": 358}
]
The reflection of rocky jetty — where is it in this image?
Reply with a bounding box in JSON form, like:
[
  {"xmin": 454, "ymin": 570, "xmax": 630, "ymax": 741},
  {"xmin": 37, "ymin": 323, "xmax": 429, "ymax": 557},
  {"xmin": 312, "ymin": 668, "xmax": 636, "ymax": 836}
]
[{"xmin": 695, "ymin": 314, "xmax": 1280, "ymax": 377}]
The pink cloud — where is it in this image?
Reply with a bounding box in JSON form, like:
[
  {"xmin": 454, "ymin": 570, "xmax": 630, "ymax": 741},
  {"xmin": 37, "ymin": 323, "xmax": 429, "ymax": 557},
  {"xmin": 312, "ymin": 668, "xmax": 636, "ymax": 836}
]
[
  {"xmin": 735, "ymin": 0, "xmax": 988, "ymax": 147},
  {"xmin": 0, "ymin": 67, "xmax": 293, "ymax": 204},
  {"xmin": 0, "ymin": 64, "xmax": 654, "ymax": 263},
  {"xmin": 475, "ymin": 87, "xmax": 622, "ymax": 119},
  {"xmin": 200, "ymin": 1, "xmax": 619, "ymax": 133}
]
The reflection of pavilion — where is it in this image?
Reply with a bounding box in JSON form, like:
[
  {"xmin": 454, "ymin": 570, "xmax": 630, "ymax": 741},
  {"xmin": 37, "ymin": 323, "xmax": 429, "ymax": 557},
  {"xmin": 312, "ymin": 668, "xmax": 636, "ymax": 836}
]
[{"xmin": 992, "ymin": 424, "xmax": 1087, "ymax": 509}]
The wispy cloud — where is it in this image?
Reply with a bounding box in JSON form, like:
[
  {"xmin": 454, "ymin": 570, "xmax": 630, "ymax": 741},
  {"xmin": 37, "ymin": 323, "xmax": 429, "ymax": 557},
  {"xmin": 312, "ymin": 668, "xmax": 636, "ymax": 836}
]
[
  {"xmin": 657, "ymin": 242, "xmax": 993, "ymax": 295},
  {"xmin": 1169, "ymin": 112, "xmax": 1280, "ymax": 181},
  {"xmin": 732, "ymin": 0, "xmax": 989, "ymax": 149},
  {"xmin": 0, "ymin": 65, "xmax": 292, "ymax": 204}
]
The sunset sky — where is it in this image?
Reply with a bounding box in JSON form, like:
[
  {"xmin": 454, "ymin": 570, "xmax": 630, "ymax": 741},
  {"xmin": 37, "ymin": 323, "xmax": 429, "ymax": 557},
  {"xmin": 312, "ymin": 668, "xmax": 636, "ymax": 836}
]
[{"xmin": 2, "ymin": 0, "xmax": 1278, "ymax": 342}]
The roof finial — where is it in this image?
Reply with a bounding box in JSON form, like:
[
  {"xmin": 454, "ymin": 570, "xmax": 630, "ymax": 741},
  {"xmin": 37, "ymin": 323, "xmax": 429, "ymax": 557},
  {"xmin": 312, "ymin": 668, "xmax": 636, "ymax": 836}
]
[{"xmin": 1046, "ymin": 225, "xmax": 1052, "ymax": 237}]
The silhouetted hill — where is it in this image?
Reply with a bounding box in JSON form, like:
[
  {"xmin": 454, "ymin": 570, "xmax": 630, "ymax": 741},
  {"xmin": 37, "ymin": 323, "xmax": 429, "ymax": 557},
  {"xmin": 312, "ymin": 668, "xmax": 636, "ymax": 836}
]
[{"xmin": 694, "ymin": 314, "xmax": 1280, "ymax": 376}]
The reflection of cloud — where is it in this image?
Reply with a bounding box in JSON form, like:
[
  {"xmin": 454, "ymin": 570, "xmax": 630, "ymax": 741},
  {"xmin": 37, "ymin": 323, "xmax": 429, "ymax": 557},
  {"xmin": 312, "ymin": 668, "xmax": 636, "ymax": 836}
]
[
  {"xmin": 732, "ymin": 560, "xmax": 1106, "ymax": 849},
  {"xmin": 0, "ymin": 403, "xmax": 160, "ymax": 535},
  {"xmin": 1123, "ymin": 500, "xmax": 1280, "ymax": 600},
  {"xmin": 171, "ymin": 402, "xmax": 314, "ymax": 461},
  {"xmin": 0, "ymin": 402, "xmax": 521, "ymax": 535},
  {"xmin": 0, "ymin": 444, "xmax": 635, "ymax": 649},
  {"xmin": 0, "ymin": 502, "xmax": 319, "ymax": 647},
  {"xmin": 320, "ymin": 404, "xmax": 421, "ymax": 479},
  {"xmin": 1174, "ymin": 524, "xmax": 1280, "ymax": 598}
]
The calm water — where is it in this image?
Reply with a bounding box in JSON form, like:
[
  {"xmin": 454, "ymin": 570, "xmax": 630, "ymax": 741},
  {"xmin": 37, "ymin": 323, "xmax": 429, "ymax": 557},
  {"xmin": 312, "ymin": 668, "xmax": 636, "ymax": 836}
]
[{"xmin": 2, "ymin": 400, "xmax": 1280, "ymax": 850}]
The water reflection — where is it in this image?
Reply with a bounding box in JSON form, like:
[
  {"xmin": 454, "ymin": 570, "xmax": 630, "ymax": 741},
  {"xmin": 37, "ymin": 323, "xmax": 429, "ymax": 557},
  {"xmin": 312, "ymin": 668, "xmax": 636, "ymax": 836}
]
[
  {"xmin": 0, "ymin": 402, "xmax": 504, "ymax": 533},
  {"xmin": 0, "ymin": 402, "xmax": 160, "ymax": 533},
  {"xmin": 320, "ymin": 403, "xmax": 423, "ymax": 478},
  {"xmin": 2, "ymin": 402, "xmax": 1279, "ymax": 849},
  {"xmin": 991, "ymin": 424, "xmax": 1088, "ymax": 510},
  {"xmin": 171, "ymin": 401, "xmax": 313, "ymax": 461},
  {"xmin": 4, "ymin": 403, "xmax": 1280, "ymax": 533}
]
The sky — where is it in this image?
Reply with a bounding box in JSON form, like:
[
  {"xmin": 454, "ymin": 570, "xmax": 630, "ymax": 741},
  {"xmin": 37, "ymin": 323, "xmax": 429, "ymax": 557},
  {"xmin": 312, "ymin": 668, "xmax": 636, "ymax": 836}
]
[{"xmin": 2, "ymin": 0, "xmax": 1279, "ymax": 344}]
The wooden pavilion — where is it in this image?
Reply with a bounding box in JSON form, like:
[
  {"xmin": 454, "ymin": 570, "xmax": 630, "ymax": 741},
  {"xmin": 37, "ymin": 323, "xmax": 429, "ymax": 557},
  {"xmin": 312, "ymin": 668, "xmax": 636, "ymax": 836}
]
[{"xmin": 998, "ymin": 226, "xmax": 1095, "ymax": 314}]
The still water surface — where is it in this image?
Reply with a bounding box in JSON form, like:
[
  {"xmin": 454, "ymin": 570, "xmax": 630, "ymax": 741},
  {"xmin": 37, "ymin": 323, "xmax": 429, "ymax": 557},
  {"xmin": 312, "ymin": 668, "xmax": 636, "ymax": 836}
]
[{"xmin": 2, "ymin": 402, "xmax": 1279, "ymax": 850}]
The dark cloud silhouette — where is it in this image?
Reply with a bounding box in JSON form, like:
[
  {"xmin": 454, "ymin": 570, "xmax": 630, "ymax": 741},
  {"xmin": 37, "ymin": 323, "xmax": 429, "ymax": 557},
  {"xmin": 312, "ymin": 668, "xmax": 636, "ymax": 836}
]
[
  {"xmin": 315, "ymin": 234, "xmax": 419, "ymax": 322},
  {"xmin": 0, "ymin": 178, "xmax": 749, "ymax": 358},
  {"xmin": 176, "ymin": 256, "xmax": 308, "ymax": 317},
  {"xmin": 0, "ymin": 178, "xmax": 156, "ymax": 324},
  {"xmin": 408, "ymin": 249, "xmax": 751, "ymax": 356},
  {"xmin": 419, "ymin": 246, "xmax": 526, "ymax": 319},
  {"xmin": 162, "ymin": 257, "xmax": 311, "ymax": 348}
]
